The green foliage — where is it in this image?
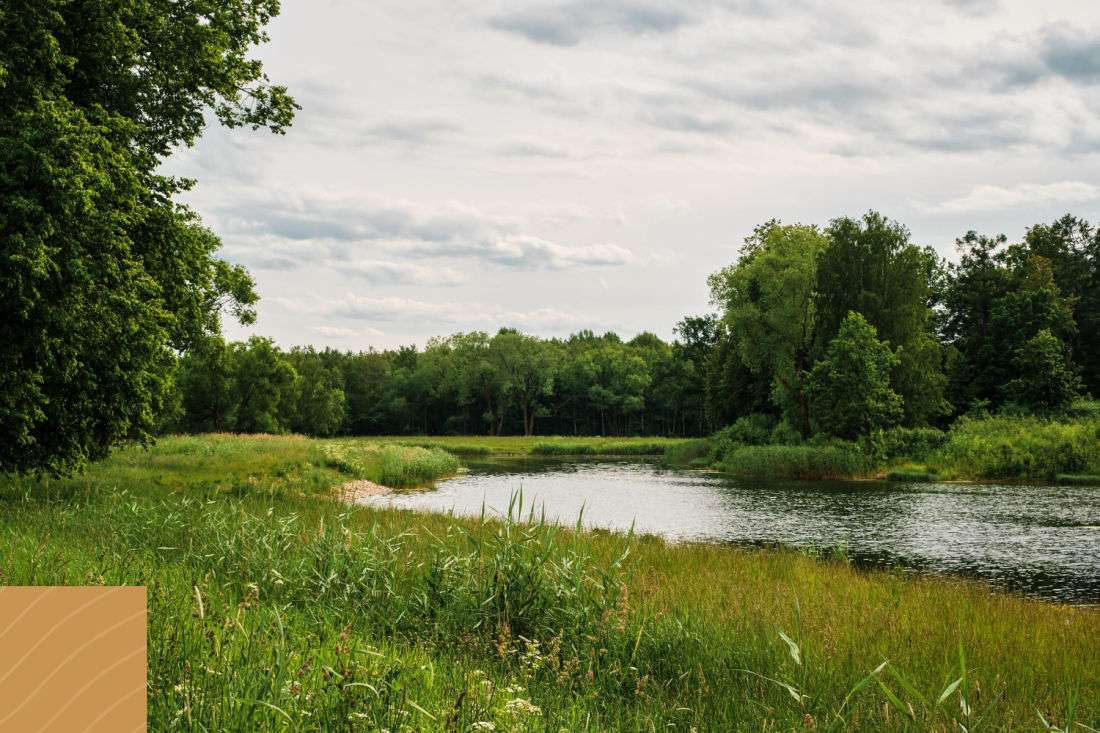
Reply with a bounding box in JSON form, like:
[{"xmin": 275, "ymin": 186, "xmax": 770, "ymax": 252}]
[
  {"xmin": 230, "ymin": 337, "xmax": 298, "ymax": 434},
  {"xmin": 321, "ymin": 441, "xmax": 459, "ymax": 488},
  {"xmin": 718, "ymin": 444, "xmax": 870, "ymax": 480},
  {"xmin": 816, "ymin": 213, "xmax": 948, "ymax": 423},
  {"xmin": 709, "ymin": 222, "xmax": 828, "ymax": 435},
  {"xmin": 932, "ymin": 415, "xmax": 1100, "ymax": 480},
  {"xmin": 1055, "ymin": 474, "xmax": 1100, "ymax": 486},
  {"xmin": 662, "ymin": 439, "xmax": 712, "ymax": 467},
  {"xmin": 1003, "ymin": 329, "xmax": 1082, "ymax": 412},
  {"xmin": 808, "ymin": 312, "xmax": 903, "ymax": 440},
  {"xmin": 287, "ymin": 348, "xmax": 347, "ymax": 437},
  {"xmin": 875, "ymin": 427, "xmax": 949, "ymax": 462},
  {"xmin": 530, "ymin": 441, "xmax": 670, "ymax": 456},
  {"xmin": 1, "ymin": 0, "xmax": 292, "ymax": 474}
]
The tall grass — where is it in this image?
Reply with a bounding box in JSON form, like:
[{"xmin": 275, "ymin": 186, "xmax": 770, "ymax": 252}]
[
  {"xmin": 931, "ymin": 415, "xmax": 1100, "ymax": 480},
  {"xmin": 718, "ymin": 444, "xmax": 871, "ymax": 480},
  {"xmin": 0, "ymin": 435, "xmax": 1096, "ymax": 729},
  {"xmin": 530, "ymin": 441, "xmax": 671, "ymax": 456},
  {"xmin": 322, "ymin": 441, "xmax": 459, "ymax": 488}
]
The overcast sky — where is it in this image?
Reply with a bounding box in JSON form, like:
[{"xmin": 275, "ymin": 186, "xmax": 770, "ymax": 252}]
[{"xmin": 167, "ymin": 0, "xmax": 1100, "ymax": 350}]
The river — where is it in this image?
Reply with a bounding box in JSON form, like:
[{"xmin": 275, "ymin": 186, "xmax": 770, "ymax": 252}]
[{"xmin": 358, "ymin": 458, "xmax": 1100, "ymax": 604}]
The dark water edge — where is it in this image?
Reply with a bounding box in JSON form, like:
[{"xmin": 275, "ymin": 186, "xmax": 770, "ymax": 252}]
[{"xmin": 359, "ymin": 457, "xmax": 1100, "ymax": 605}]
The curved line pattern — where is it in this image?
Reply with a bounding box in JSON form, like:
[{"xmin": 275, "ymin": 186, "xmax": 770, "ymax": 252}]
[
  {"xmin": 81, "ymin": 682, "xmax": 146, "ymax": 733},
  {"xmin": 0, "ymin": 587, "xmax": 56, "ymax": 645},
  {"xmin": 0, "ymin": 586, "xmax": 121, "ymax": 690},
  {"xmin": 0, "ymin": 607, "xmax": 145, "ymax": 727},
  {"xmin": 39, "ymin": 646, "xmax": 145, "ymax": 731}
]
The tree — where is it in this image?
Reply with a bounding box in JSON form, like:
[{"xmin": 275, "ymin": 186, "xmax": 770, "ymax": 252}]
[
  {"xmin": 817, "ymin": 212, "xmax": 947, "ymax": 424},
  {"xmin": 231, "ymin": 338, "xmax": 298, "ymax": 434},
  {"xmin": 1, "ymin": 1, "xmax": 295, "ymax": 474},
  {"xmin": 941, "ymin": 232, "xmax": 1014, "ymax": 410},
  {"xmin": 1017, "ymin": 216, "xmax": 1100, "ymax": 396},
  {"xmin": 709, "ymin": 222, "xmax": 827, "ymax": 436},
  {"xmin": 176, "ymin": 337, "xmax": 235, "ymax": 433},
  {"xmin": 808, "ymin": 312, "xmax": 903, "ymax": 440},
  {"xmin": 287, "ymin": 349, "xmax": 346, "ymax": 437},
  {"xmin": 492, "ymin": 330, "xmax": 559, "ymax": 437},
  {"xmin": 1003, "ymin": 330, "xmax": 1081, "ymax": 412}
]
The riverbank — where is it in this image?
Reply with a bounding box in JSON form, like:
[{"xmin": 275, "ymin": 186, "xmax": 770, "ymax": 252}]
[
  {"xmin": 667, "ymin": 412, "xmax": 1100, "ymax": 484},
  {"xmin": 1, "ymin": 434, "xmax": 1097, "ymax": 730},
  {"xmin": 371, "ymin": 434, "xmax": 688, "ymax": 457}
]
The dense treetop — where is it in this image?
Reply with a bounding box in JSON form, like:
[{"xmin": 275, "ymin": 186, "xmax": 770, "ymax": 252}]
[{"xmin": 1, "ymin": 1, "xmax": 294, "ymax": 474}]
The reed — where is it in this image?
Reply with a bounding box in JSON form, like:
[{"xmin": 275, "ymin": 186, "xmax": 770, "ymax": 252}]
[{"xmin": 0, "ymin": 434, "xmax": 1096, "ymax": 730}]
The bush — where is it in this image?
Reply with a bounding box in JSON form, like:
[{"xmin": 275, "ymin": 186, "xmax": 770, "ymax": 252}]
[
  {"xmin": 932, "ymin": 416, "xmax": 1100, "ymax": 480},
  {"xmin": 876, "ymin": 427, "xmax": 949, "ymax": 462},
  {"xmin": 717, "ymin": 445, "xmax": 870, "ymax": 480}
]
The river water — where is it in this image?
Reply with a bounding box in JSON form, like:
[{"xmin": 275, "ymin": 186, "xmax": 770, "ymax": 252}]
[{"xmin": 358, "ymin": 458, "xmax": 1100, "ymax": 604}]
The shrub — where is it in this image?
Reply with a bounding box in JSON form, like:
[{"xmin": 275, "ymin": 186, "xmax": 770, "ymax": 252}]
[
  {"xmin": 396, "ymin": 441, "xmax": 492, "ymax": 457},
  {"xmin": 718, "ymin": 445, "xmax": 870, "ymax": 480},
  {"xmin": 932, "ymin": 416, "xmax": 1100, "ymax": 480},
  {"xmin": 876, "ymin": 427, "xmax": 949, "ymax": 462}
]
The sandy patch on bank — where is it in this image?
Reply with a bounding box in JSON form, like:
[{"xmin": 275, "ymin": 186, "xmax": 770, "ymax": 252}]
[{"xmin": 339, "ymin": 479, "xmax": 393, "ymax": 502}]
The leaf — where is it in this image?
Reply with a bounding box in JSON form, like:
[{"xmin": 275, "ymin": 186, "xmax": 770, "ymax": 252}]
[{"xmin": 778, "ymin": 629, "xmax": 802, "ymax": 666}]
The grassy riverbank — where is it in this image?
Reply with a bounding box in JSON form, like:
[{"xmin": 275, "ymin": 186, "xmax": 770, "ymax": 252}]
[
  {"xmin": 668, "ymin": 411, "xmax": 1100, "ymax": 484},
  {"xmin": 1, "ymin": 435, "xmax": 1097, "ymax": 730},
  {"xmin": 373, "ymin": 435, "xmax": 687, "ymax": 457}
]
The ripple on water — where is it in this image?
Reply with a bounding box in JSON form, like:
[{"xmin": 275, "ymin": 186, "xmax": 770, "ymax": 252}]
[{"xmin": 359, "ymin": 458, "xmax": 1100, "ymax": 604}]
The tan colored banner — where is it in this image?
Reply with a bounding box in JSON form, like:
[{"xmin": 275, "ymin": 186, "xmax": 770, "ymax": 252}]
[{"xmin": 0, "ymin": 586, "xmax": 146, "ymax": 732}]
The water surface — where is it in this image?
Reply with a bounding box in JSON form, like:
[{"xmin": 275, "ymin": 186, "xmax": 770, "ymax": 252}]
[{"xmin": 359, "ymin": 458, "xmax": 1100, "ymax": 604}]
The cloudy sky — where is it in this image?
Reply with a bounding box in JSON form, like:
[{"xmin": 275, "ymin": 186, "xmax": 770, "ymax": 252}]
[{"xmin": 168, "ymin": 0, "xmax": 1100, "ymax": 350}]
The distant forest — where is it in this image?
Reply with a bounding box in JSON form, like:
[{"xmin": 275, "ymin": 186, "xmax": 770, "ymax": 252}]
[{"xmin": 169, "ymin": 212, "xmax": 1100, "ymax": 439}]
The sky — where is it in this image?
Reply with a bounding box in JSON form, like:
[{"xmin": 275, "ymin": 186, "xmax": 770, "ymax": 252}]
[{"xmin": 167, "ymin": 0, "xmax": 1100, "ymax": 351}]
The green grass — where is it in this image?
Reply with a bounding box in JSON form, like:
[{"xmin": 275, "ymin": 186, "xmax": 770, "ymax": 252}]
[
  {"xmin": 321, "ymin": 440, "xmax": 460, "ymax": 488},
  {"xmin": 885, "ymin": 469, "xmax": 939, "ymax": 482},
  {"xmin": 1055, "ymin": 473, "xmax": 1100, "ymax": 486},
  {"xmin": 1, "ymin": 434, "xmax": 1097, "ymax": 730},
  {"xmin": 718, "ymin": 445, "xmax": 872, "ymax": 480},
  {"xmin": 370, "ymin": 435, "xmax": 688, "ymax": 457},
  {"xmin": 929, "ymin": 415, "xmax": 1100, "ymax": 481}
]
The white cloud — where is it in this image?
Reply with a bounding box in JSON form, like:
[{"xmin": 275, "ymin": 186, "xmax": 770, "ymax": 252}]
[
  {"xmin": 341, "ymin": 259, "xmax": 466, "ymax": 286},
  {"xmin": 213, "ymin": 192, "xmax": 636, "ymax": 271},
  {"xmin": 309, "ymin": 325, "xmax": 384, "ymax": 339},
  {"xmin": 922, "ymin": 180, "xmax": 1100, "ymax": 213},
  {"xmin": 275, "ymin": 294, "xmax": 607, "ymax": 333}
]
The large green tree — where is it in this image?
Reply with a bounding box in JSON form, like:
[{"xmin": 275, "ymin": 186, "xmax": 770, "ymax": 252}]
[
  {"xmin": 709, "ymin": 222, "xmax": 827, "ymax": 436},
  {"xmin": 808, "ymin": 312, "xmax": 903, "ymax": 440},
  {"xmin": 817, "ymin": 212, "xmax": 948, "ymax": 425},
  {"xmin": 1, "ymin": 1, "xmax": 295, "ymax": 473}
]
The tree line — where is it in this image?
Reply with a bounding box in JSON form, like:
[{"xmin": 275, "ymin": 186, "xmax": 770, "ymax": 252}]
[
  {"xmin": 704, "ymin": 212, "xmax": 1097, "ymax": 440},
  {"xmin": 168, "ymin": 211, "xmax": 1098, "ymax": 441},
  {"xmin": 168, "ymin": 327, "xmax": 708, "ymax": 438}
]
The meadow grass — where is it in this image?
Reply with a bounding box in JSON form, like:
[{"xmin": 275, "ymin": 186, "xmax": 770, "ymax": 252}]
[
  {"xmin": 1056, "ymin": 473, "xmax": 1100, "ymax": 486},
  {"xmin": 320, "ymin": 440, "xmax": 460, "ymax": 488},
  {"xmin": 0, "ymin": 434, "xmax": 1097, "ymax": 730},
  {"xmin": 371, "ymin": 435, "xmax": 687, "ymax": 457},
  {"xmin": 718, "ymin": 445, "xmax": 872, "ymax": 480},
  {"xmin": 930, "ymin": 415, "xmax": 1100, "ymax": 481}
]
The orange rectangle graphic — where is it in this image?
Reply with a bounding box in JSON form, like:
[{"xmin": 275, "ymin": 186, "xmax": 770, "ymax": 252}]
[{"xmin": 0, "ymin": 586, "xmax": 146, "ymax": 732}]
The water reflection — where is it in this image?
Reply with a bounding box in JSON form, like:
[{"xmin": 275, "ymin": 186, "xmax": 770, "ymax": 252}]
[{"xmin": 359, "ymin": 458, "xmax": 1100, "ymax": 604}]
